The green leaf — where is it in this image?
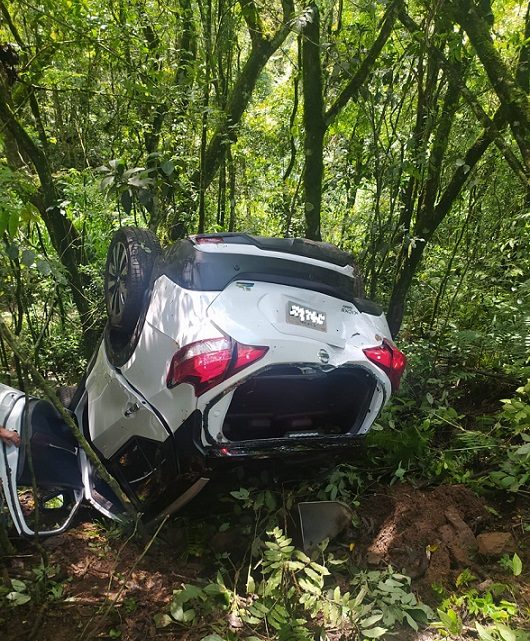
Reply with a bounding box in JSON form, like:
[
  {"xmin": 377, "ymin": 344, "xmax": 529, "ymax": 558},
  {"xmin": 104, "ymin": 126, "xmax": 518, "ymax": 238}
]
[
  {"xmin": 241, "ymin": 613, "xmax": 261, "ymax": 625},
  {"xmin": 8, "ymin": 208, "xmax": 19, "ymax": 237},
  {"xmin": 436, "ymin": 608, "xmax": 461, "ymax": 635},
  {"xmin": 361, "ymin": 613, "xmax": 384, "ymax": 628},
  {"xmin": 497, "ymin": 625, "xmax": 517, "ymax": 641},
  {"xmin": 7, "ymin": 591, "xmax": 31, "ymax": 605},
  {"xmin": 100, "ymin": 175, "xmax": 115, "ymax": 189},
  {"xmin": 21, "ymin": 249, "xmax": 35, "ymax": 266},
  {"xmin": 0, "ymin": 209, "xmax": 9, "ymax": 235},
  {"xmin": 153, "ymin": 613, "xmax": 173, "ymax": 628},
  {"xmin": 36, "ymin": 259, "xmax": 52, "ymax": 276},
  {"xmin": 293, "ymin": 549, "xmax": 311, "ymax": 563},
  {"xmin": 19, "ymin": 202, "xmax": 39, "ymax": 223},
  {"xmin": 403, "ymin": 611, "xmax": 419, "ymax": 630},
  {"xmin": 203, "ymin": 583, "xmax": 225, "ymax": 596},
  {"xmin": 512, "ymin": 553, "xmax": 522, "ymax": 576},
  {"xmin": 230, "ymin": 488, "xmax": 250, "ymax": 500},
  {"xmin": 304, "ymin": 566, "xmax": 324, "ymax": 584},
  {"xmin": 10, "ymin": 579, "xmax": 27, "ymax": 592},
  {"xmin": 179, "ymin": 584, "xmax": 204, "ymax": 601},
  {"xmin": 362, "ymin": 626, "xmax": 388, "ymax": 638},
  {"xmin": 138, "ymin": 189, "xmax": 154, "ymax": 213},
  {"xmin": 161, "ymin": 160, "xmax": 175, "ymax": 176},
  {"xmin": 264, "ymin": 490, "xmax": 276, "ymax": 510},
  {"xmin": 515, "ymin": 443, "xmax": 530, "ymax": 455},
  {"xmin": 181, "ymin": 608, "xmax": 196, "ymax": 623},
  {"xmin": 308, "ymin": 560, "xmax": 330, "ymax": 575},
  {"xmin": 298, "ymin": 577, "xmax": 321, "ymax": 595},
  {"xmin": 246, "ymin": 573, "xmax": 255, "ymax": 594},
  {"xmin": 475, "ymin": 623, "xmax": 498, "ymax": 641}
]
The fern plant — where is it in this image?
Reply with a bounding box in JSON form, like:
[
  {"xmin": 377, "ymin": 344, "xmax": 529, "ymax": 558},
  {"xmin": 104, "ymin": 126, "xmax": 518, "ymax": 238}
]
[{"xmin": 156, "ymin": 528, "xmax": 433, "ymax": 639}]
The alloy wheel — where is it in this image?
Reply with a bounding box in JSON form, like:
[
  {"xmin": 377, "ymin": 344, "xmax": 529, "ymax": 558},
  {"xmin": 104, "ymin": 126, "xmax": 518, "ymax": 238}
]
[{"xmin": 106, "ymin": 241, "xmax": 128, "ymax": 320}]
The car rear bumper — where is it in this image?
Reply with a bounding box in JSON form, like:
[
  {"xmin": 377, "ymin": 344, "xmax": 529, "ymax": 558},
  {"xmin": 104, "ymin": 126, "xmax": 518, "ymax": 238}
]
[{"xmin": 204, "ymin": 434, "xmax": 365, "ymax": 460}]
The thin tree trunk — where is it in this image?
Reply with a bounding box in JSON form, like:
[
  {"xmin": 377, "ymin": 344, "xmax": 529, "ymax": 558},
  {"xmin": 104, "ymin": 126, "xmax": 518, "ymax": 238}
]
[
  {"xmin": 387, "ymin": 111, "xmax": 499, "ymax": 335},
  {"xmin": 168, "ymin": 0, "xmax": 294, "ymax": 238},
  {"xmin": 198, "ymin": 0, "xmax": 212, "ymax": 234},
  {"xmin": 0, "ymin": 91, "xmax": 97, "ymax": 354},
  {"xmin": 302, "ymin": 3, "xmax": 325, "ymax": 241}
]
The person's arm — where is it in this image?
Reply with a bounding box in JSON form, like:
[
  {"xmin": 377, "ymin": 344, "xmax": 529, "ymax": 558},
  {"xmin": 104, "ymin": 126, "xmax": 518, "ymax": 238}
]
[{"xmin": 0, "ymin": 426, "xmax": 20, "ymax": 447}]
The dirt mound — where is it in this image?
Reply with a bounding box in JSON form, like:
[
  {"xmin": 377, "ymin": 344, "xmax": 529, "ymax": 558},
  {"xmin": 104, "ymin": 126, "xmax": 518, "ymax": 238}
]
[{"xmin": 357, "ymin": 484, "xmax": 489, "ymax": 597}]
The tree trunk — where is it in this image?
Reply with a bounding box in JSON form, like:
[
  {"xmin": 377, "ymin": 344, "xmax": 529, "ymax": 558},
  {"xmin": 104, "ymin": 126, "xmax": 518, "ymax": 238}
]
[
  {"xmin": 387, "ymin": 113, "xmax": 499, "ymax": 335},
  {"xmin": 168, "ymin": 0, "xmax": 294, "ymax": 239},
  {"xmin": 302, "ymin": 4, "xmax": 325, "ymax": 241},
  {"xmin": 0, "ymin": 90, "xmax": 97, "ymax": 354},
  {"xmin": 324, "ymin": 0, "xmax": 401, "ymax": 126}
]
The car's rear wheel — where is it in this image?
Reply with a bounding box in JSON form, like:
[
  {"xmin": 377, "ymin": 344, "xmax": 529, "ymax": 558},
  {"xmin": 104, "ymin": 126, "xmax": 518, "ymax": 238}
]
[
  {"xmin": 56, "ymin": 386, "xmax": 77, "ymax": 410},
  {"xmin": 104, "ymin": 227, "xmax": 161, "ymax": 333}
]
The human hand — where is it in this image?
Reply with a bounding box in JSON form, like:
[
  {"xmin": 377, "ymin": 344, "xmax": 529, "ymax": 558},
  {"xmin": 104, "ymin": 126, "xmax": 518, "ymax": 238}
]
[{"xmin": 0, "ymin": 427, "xmax": 20, "ymax": 447}]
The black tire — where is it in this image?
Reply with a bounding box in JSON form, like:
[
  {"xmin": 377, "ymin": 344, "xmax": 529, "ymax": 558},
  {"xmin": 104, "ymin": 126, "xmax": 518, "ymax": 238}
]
[
  {"xmin": 104, "ymin": 227, "xmax": 161, "ymax": 333},
  {"xmin": 57, "ymin": 386, "xmax": 77, "ymax": 409}
]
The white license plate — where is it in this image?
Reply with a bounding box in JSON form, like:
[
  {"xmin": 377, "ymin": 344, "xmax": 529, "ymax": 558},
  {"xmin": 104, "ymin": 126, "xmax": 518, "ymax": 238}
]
[{"xmin": 286, "ymin": 301, "xmax": 327, "ymax": 331}]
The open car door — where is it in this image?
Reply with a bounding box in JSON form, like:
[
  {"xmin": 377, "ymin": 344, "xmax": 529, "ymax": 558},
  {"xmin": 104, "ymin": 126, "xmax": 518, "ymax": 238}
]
[{"xmin": 0, "ymin": 383, "xmax": 84, "ymax": 537}]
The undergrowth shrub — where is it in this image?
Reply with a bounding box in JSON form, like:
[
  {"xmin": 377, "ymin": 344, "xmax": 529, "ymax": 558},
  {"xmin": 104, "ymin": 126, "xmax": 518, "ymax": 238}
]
[{"xmin": 155, "ymin": 527, "xmax": 433, "ymax": 639}]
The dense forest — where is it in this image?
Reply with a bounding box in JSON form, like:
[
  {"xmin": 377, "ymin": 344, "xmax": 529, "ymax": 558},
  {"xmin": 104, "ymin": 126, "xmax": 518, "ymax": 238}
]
[{"xmin": 0, "ymin": 0, "xmax": 530, "ymax": 639}]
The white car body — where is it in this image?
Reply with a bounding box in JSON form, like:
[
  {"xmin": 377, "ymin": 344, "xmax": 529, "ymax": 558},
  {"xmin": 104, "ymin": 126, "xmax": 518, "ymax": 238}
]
[{"xmin": 0, "ymin": 233, "xmax": 405, "ymax": 536}]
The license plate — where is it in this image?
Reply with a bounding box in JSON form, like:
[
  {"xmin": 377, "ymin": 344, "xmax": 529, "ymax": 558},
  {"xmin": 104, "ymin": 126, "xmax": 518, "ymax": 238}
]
[{"xmin": 286, "ymin": 301, "xmax": 327, "ymax": 331}]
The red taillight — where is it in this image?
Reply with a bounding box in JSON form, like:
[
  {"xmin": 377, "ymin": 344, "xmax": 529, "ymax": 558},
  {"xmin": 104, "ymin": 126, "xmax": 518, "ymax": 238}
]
[
  {"xmin": 233, "ymin": 343, "xmax": 269, "ymax": 374},
  {"xmin": 167, "ymin": 337, "xmax": 268, "ymax": 396},
  {"xmin": 363, "ymin": 339, "xmax": 406, "ymax": 391}
]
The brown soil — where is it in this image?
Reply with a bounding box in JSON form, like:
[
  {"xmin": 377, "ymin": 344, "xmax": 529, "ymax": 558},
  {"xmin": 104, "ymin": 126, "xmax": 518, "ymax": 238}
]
[
  {"xmin": 1, "ymin": 484, "xmax": 529, "ymax": 640},
  {"xmin": 357, "ymin": 484, "xmax": 490, "ymax": 598}
]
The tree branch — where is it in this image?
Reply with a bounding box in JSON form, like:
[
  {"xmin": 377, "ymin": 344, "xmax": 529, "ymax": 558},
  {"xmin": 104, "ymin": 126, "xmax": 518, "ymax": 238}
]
[
  {"xmin": 399, "ymin": 9, "xmax": 529, "ymax": 189},
  {"xmin": 239, "ymin": 0, "xmax": 265, "ymax": 46},
  {"xmin": 325, "ymin": 0, "xmax": 401, "ymax": 126},
  {"xmin": 446, "ymin": 0, "xmax": 530, "ymax": 174}
]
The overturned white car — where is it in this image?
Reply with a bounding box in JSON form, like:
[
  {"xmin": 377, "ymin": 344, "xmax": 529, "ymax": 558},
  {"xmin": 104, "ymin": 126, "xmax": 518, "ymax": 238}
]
[{"xmin": 0, "ymin": 231, "xmax": 405, "ymax": 536}]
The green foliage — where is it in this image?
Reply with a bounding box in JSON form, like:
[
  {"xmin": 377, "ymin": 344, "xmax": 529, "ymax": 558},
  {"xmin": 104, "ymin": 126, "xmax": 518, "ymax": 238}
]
[
  {"xmin": 0, "ymin": 563, "xmax": 66, "ymax": 608},
  {"xmin": 4, "ymin": 579, "xmax": 31, "ymax": 606},
  {"xmin": 229, "ymin": 486, "xmax": 277, "ymax": 513},
  {"xmin": 317, "ymin": 464, "xmax": 364, "ymax": 504},
  {"xmin": 157, "ymin": 527, "xmax": 433, "ymax": 639},
  {"xmin": 475, "ymin": 622, "xmax": 530, "ymax": 641},
  {"xmin": 0, "ymin": 1, "xmax": 530, "ymax": 637},
  {"xmin": 484, "ymin": 382, "xmax": 530, "ymax": 494},
  {"xmin": 499, "ymin": 554, "xmax": 523, "ymax": 577},
  {"xmin": 433, "ymin": 607, "xmax": 463, "ymax": 637},
  {"xmin": 501, "ymin": 381, "xmax": 530, "ymax": 434},
  {"xmin": 366, "ymin": 344, "xmax": 530, "ymax": 494},
  {"xmin": 434, "ymin": 576, "xmax": 523, "ymax": 638}
]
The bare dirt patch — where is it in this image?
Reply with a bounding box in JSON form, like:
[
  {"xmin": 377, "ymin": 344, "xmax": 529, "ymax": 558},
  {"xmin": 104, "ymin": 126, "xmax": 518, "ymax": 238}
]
[{"xmin": 357, "ymin": 485, "xmax": 489, "ymax": 595}]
